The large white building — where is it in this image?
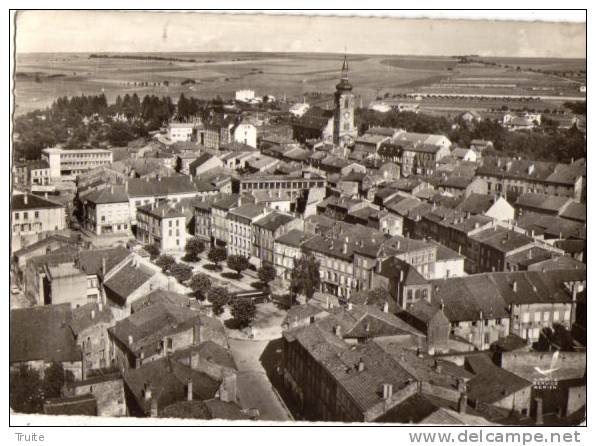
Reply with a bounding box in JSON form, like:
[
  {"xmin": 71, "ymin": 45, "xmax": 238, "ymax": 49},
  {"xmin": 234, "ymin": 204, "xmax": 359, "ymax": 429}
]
[
  {"xmin": 235, "ymin": 89, "xmax": 255, "ymax": 103},
  {"xmin": 167, "ymin": 122, "xmax": 195, "ymax": 142},
  {"xmin": 42, "ymin": 147, "xmax": 113, "ymax": 181},
  {"xmin": 231, "ymin": 121, "xmax": 257, "ymax": 148}
]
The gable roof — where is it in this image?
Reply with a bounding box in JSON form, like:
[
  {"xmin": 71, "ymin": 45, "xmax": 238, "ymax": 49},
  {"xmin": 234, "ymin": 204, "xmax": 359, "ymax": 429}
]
[
  {"xmin": 77, "ymin": 246, "xmax": 130, "ymax": 277},
  {"xmin": 103, "ymin": 260, "xmax": 155, "ymax": 306},
  {"xmin": 12, "ymin": 193, "xmax": 64, "ymax": 211},
  {"xmin": 83, "ymin": 185, "xmax": 129, "ymax": 204},
  {"xmin": 127, "ymin": 175, "xmax": 198, "ymax": 198},
  {"xmin": 10, "ymin": 304, "xmax": 81, "ymax": 363}
]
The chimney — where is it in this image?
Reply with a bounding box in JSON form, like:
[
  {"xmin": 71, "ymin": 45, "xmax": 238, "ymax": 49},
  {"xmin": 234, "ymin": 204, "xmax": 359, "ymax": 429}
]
[
  {"xmin": 90, "ymin": 309, "xmax": 96, "ymax": 320},
  {"xmin": 98, "ymin": 301, "xmax": 103, "ymax": 312},
  {"xmin": 128, "ymin": 335, "xmax": 134, "ymax": 345},
  {"xmin": 189, "ymin": 350, "xmax": 200, "ymax": 369},
  {"xmin": 144, "ymin": 383, "xmax": 152, "ymax": 401},
  {"xmin": 333, "ymin": 325, "xmax": 342, "ymax": 338},
  {"xmin": 101, "ymin": 257, "xmax": 107, "ymax": 277},
  {"xmin": 433, "ymin": 359, "xmax": 442, "ymax": 373},
  {"xmin": 512, "ymin": 281, "xmax": 518, "ymax": 292},
  {"xmin": 24, "ymin": 195, "xmax": 28, "ymax": 205},
  {"xmin": 347, "ymin": 302, "xmax": 353, "ymax": 311},
  {"xmin": 382, "ymin": 383, "xmax": 393, "ymax": 400},
  {"xmin": 150, "ymin": 398, "xmax": 158, "ymax": 418},
  {"xmin": 187, "ymin": 378, "xmax": 193, "ymax": 401},
  {"xmin": 125, "ymin": 180, "xmax": 128, "ymax": 192},
  {"xmin": 458, "ymin": 393, "xmax": 468, "ymax": 414},
  {"xmin": 193, "ymin": 323, "xmax": 200, "ymax": 345},
  {"xmin": 535, "ymin": 397, "xmax": 544, "ymax": 425},
  {"xmin": 357, "ymin": 358, "xmax": 365, "ymax": 372},
  {"xmin": 342, "ymin": 242, "xmax": 348, "ymax": 254},
  {"xmin": 383, "ymin": 301, "xmax": 389, "ymax": 313}
]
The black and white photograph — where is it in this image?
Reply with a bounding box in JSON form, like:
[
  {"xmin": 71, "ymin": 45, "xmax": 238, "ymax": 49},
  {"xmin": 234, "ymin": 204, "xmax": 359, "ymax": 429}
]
[{"xmin": 8, "ymin": 8, "xmax": 588, "ymax": 433}]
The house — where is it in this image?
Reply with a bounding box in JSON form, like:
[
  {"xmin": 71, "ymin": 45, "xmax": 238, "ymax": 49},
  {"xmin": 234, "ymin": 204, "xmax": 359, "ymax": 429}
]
[
  {"xmin": 102, "ymin": 258, "xmax": 167, "ymax": 321},
  {"xmin": 476, "ymin": 157, "xmax": 583, "ymax": 203},
  {"xmin": 10, "ymin": 304, "xmax": 83, "ymax": 380},
  {"xmin": 399, "ymin": 300, "xmax": 450, "ymax": 354},
  {"xmin": 188, "ymin": 153, "xmax": 224, "ymax": 177},
  {"xmin": 452, "ymin": 147, "xmax": 479, "ymax": 163},
  {"xmin": 470, "ymin": 139, "xmax": 494, "ymax": 153},
  {"xmin": 273, "ymin": 229, "xmax": 315, "ymax": 281},
  {"xmin": 69, "ymin": 302, "xmax": 115, "ymax": 376},
  {"xmin": 81, "ymin": 185, "xmax": 131, "ymax": 236},
  {"xmin": 374, "ymin": 257, "xmax": 431, "ymax": 310},
  {"xmin": 61, "ymin": 372, "xmax": 127, "ymax": 417},
  {"xmin": 168, "ymin": 122, "xmax": 195, "ymax": 142},
  {"xmin": 282, "ymin": 305, "xmax": 427, "ymax": 422},
  {"xmin": 126, "ymin": 175, "xmax": 201, "ymax": 223},
  {"xmin": 459, "ymin": 111, "xmax": 483, "ymax": 124},
  {"xmin": 456, "ymin": 193, "xmax": 515, "ymax": 222},
  {"xmin": 230, "ymin": 120, "xmax": 257, "ymax": 148},
  {"xmin": 108, "ymin": 301, "xmax": 225, "ymax": 370},
  {"xmin": 136, "ymin": 202, "xmax": 188, "ymax": 253},
  {"xmin": 11, "ymin": 193, "xmax": 67, "ymax": 253},
  {"xmin": 514, "ymin": 192, "xmax": 586, "ymax": 224},
  {"xmin": 226, "ymin": 203, "xmax": 270, "ymax": 258},
  {"xmin": 465, "ymin": 354, "xmax": 532, "ymax": 417},
  {"xmin": 252, "ymin": 211, "xmax": 302, "ymax": 266}
]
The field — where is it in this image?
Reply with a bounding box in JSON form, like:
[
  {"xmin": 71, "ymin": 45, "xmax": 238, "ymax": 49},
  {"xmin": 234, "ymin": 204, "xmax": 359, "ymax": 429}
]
[{"xmin": 13, "ymin": 52, "xmax": 586, "ymax": 116}]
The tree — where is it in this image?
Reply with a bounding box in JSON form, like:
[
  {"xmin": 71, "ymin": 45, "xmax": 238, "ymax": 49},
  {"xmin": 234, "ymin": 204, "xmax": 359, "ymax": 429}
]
[
  {"xmin": 170, "ymin": 262, "xmax": 193, "ymax": 283},
  {"xmin": 257, "ymin": 264, "xmax": 277, "ymax": 287},
  {"xmin": 43, "ymin": 362, "xmax": 74, "ymax": 399},
  {"xmin": 207, "ymin": 246, "xmax": 227, "ymax": 268},
  {"xmin": 183, "ymin": 237, "xmax": 205, "ymax": 262},
  {"xmin": 227, "ymin": 255, "xmax": 250, "ymax": 277},
  {"xmin": 189, "ymin": 273, "xmax": 211, "ymax": 301},
  {"xmin": 10, "ymin": 366, "xmax": 44, "ymax": 413},
  {"xmin": 155, "ymin": 254, "xmax": 176, "ymax": 273},
  {"xmin": 208, "ymin": 287, "xmax": 230, "ymax": 316},
  {"xmin": 290, "ymin": 253, "xmax": 321, "ymax": 301},
  {"xmin": 144, "ymin": 243, "xmax": 160, "ymax": 260},
  {"xmin": 231, "ymin": 298, "xmax": 257, "ymax": 328}
]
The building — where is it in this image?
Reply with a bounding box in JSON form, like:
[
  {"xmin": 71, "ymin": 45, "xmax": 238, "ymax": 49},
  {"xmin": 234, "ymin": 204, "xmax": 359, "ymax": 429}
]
[
  {"xmin": 456, "ymin": 193, "xmax": 515, "ymax": 222},
  {"xmin": 289, "ymin": 102, "xmax": 310, "ymax": 118},
  {"xmin": 62, "ymin": 373, "xmax": 127, "ymax": 417},
  {"xmin": 374, "ymin": 257, "xmax": 431, "ymax": 310},
  {"xmin": 69, "ymin": 302, "xmax": 115, "ymax": 375},
  {"xmin": 13, "ymin": 159, "xmax": 52, "ymax": 188},
  {"xmin": 168, "ymin": 122, "xmax": 195, "ymax": 142},
  {"xmin": 136, "ymin": 202, "xmax": 188, "ymax": 253},
  {"xmin": 226, "ymin": 203, "xmax": 270, "ymax": 258},
  {"xmin": 274, "ymin": 229, "xmax": 315, "ymax": 281},
  {"xmin": 81, "ymin": 185, "xmax": 131, "ymax": 236},
  {"xmin": 231, "ymin": 121, "xmax": 257, "ymax": 148},
  {"xmin": 11, "ymin": 193, "xmax": 67, "ymax": 253},
  {"xmin": 235, "ymin": 89, "xmax": 255, "ymax": 102},
  {"xmin": 188, "ymin": 153, "xmax": 224, "ymax": 177},
  {"xmin": 252, "ymin": 211, "xmax": 302, "ymax": 266},
  {"xmin": 281, "ymin": 304, "xmax": 426, "ymax": 422},
  {"xmin": 476, "ymin": 157, "xmax": 584, "ymax": 203},
  {"xmin": 10, "ymin": 304, "xmax": 83, "ymax": 380},
  {"xmin": 237, "ymin": 171, "xmax": 326, "ymax": 201},
  {"xmin": 126, "ymin": 175, "xmax": 200, "ymax": 223},
  {"xmin": 42, "ymin": 147, "xmax": 113, "ymax": 181}
]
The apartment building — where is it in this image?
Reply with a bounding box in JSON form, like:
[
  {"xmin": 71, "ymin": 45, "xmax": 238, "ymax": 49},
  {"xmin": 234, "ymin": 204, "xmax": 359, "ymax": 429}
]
[
  {"xmin": 11, "ymin": 193, "xmax": 67, "ymax": 253},
  {"xmin": 81, "ymin": 185, "xmax": 131, "ymax": 235},
  {"xmin": 226, "ymin": 203, "xmax": 270, "ymax": 258},
  {"xmin": 273, "ymin": 229, "xmax": 314, "ymax": 281},
  {"xmin": 237, "ymin": 171, "xmax": 326, "ymax": 201},
  {"xmin": 252, "ymin": 211, "xmax": 302, "ymax": 266},
  {"xmin": 136, "ymin": 203, "xmax": 187, "ymax": 253},
  {"xmin": 42, "ymin": 147, "xmax": 113, "ymax": 181}
]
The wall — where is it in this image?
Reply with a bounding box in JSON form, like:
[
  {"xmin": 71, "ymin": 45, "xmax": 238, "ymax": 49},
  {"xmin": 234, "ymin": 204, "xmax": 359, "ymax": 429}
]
[
  {"xmin": 51, "ymin": 273, "xmax": 88, "ymax": 308},
  {"xmin": 70, "ymin": 377, "xmax": 127, "ymax": 417}
]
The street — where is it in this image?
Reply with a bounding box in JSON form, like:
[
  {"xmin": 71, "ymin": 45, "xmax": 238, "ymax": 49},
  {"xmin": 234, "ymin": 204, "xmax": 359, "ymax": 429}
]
[{"xmin": 228, "ymin": 338, "xmax": 292, "ymax": 422}]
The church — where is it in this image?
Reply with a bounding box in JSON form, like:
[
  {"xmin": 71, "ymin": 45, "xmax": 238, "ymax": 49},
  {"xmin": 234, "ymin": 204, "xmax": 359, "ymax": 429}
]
[{"xmin": 292, "ymin": 54, "xmax": 358, "ymax": 147}]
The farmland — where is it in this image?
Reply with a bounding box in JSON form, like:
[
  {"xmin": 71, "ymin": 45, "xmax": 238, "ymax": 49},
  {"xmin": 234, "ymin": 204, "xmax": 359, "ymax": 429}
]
[{"xmin": 14, "ymin": 52, "xmax": 586, "ymax": 116}]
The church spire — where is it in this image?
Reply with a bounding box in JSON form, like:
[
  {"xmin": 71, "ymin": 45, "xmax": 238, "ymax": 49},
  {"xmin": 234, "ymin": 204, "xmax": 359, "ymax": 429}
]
[{"xmin": 341, "ymin": 49, "xmax": 349, "ymax": 79}]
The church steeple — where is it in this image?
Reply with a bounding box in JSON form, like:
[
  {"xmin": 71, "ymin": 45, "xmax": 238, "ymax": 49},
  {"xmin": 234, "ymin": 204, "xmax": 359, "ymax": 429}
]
[
  {"xmin": 336, "ymin": 51, "xmax": 352, "ymax": 92},
  {"xmin": 341, "ymin": 52, "xmax": 349, "ymax": 79}
]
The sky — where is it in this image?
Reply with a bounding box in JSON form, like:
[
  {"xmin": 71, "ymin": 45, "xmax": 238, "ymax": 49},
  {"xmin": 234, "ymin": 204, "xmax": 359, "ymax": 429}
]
[{"xmin": 15, "ymin": 11, "xmax": 586, "ymax": 58}]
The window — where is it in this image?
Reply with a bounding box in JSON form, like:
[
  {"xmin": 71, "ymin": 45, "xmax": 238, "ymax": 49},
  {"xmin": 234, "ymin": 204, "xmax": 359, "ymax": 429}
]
[
  {"xmin": 34, "ymin": 211, "xmax": 39, "ymax": 219},
  {"xmin": 14, "ymin": 212, "xmax": 19, "ymax": 220},
  {"xmin": 534, "ymin": 312, "xmax": 541, "ymax": 322},
  {"xmin": 564, "ymin": 310, "xmax": 571, "ymax": 321},
  {"xmin": 543, "ymin": 312, "xmax": 550, "ymax": 322},
  {"xmin": 101, "ymin": 216, "xmax": 106, "ymax": 222},
  {"xmin": 23, "ymin": 212, "xmax": 28, "ymax": 220},
  {"xmin": 522, "ymin": 313, "xmax": 530, "ymax": 323}
]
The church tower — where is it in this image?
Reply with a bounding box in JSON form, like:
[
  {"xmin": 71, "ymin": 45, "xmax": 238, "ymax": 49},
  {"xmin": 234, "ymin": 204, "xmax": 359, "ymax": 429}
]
[{"xmin": 333, "ymin": 53, "xmax": 357, "ymax": 147}]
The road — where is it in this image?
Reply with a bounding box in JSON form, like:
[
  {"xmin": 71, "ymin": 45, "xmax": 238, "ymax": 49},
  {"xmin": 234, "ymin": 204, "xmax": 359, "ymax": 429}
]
[{"xmin": 228, "ymin": 338, "xmax": 291, "ymax": 422}]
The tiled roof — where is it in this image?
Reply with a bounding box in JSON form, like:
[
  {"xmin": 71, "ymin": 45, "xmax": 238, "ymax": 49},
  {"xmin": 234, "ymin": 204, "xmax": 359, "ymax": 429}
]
[
  {"xmin": 516, "ymin": 212, "xmax": 585, "ymax": 240},
  {"xmin": 465, "ymin": 355, "xmax": 531, "ymax": 405},
  {"xmin": 379, "ymin": 257, "xmax": 428, "ymax": 286},
  {"xmin": 12, "ymin": 194, "xmax": 64, "ymax": 211},
  {"xmin": 131, "ymin": 289, "xmax": 191, "ymax": 313},
  {"xmin": 253, "ymin": 211, "xmax": 295, "ymax": 231},
  {"xmin": 69, "ymin": 302, "xmax": 114, "ymax": 335},
  {"xmin": 10, "ymin": 304, "xmax": 81, "ymax": 363},
  {"xmin": 171, "ymin": 341, "xmax": 237, "ymax": 371},
  {"xmin": 123, "ymin": 357, "xmax": 221, "ymax": 416},
  {"xmin": 103, "ymin": 261, "xmax": 155, "ymax": 306},
  {"xmin": 275, "ymin": 229, "xmax": 314, "ymax": 247},
  {"xmin": 109, "ymin": 302, "xmax": 201, "ymax": 356},
  {"xmin": 470, "ymin": 226, "xmax": 533, "ymax": 253},
  {"xmin": 43, "ymin": 394, "xmax": 97, "ymax": 416},
  {"xmin": 77, "ymin": 246, "xmax": 130, "ymax": 276},
  {"xmin": 127, "ymin": 175, "xmax": 198, "ymax": 198},
  {"xmin": 228, "ymin": 203, "xmax": 267, "ymax": 220},
  {"xmin": 137, "ymin": 202, "xmax": 186, "ymax": 219},
  {"xmin": 83, "ymin": 185, "xmax": 129, "ymax": 204},
  {"xmin": 456, "ymin": 193, "xmax": 495, "ymax": 215}
]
